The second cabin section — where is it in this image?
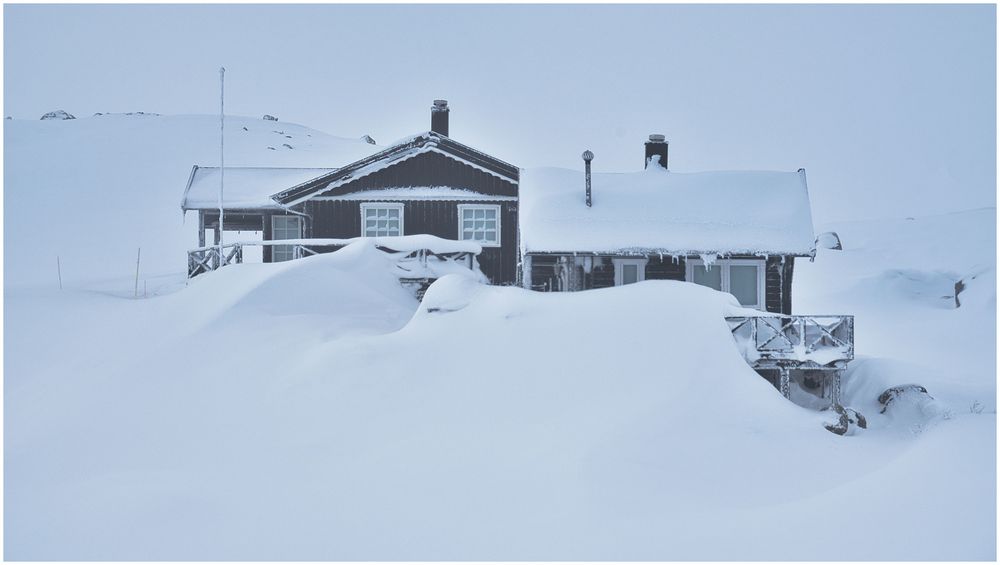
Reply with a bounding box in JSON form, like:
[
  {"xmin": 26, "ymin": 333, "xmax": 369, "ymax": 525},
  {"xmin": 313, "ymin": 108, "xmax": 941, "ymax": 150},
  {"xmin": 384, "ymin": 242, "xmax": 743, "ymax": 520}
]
[{"xmin": 518, "ymin": 135, "xmax": 815, "ymax": 314}]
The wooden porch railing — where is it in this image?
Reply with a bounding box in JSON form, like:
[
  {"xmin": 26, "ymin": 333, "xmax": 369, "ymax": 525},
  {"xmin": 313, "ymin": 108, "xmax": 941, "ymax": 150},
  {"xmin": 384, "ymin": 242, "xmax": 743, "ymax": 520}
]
[
  {"xmin": 187, "ymin": 239, "xmax": 477, "ymax": 278},
  {"xmin": 187, "ymin": 244, "xmax": 244, "ymax": 278},
  {"xmin": 725, "ymin": 315, "xmax": 854, "ymax": 368}
]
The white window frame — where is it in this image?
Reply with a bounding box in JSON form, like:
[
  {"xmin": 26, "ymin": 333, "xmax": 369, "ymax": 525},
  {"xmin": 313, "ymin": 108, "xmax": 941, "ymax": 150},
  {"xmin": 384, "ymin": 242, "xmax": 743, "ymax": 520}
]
[
  {"xmin": 360, "ymin": 202, "xmax": 404, "ymax": 237},
  {"xmin": 457, "ymin": 204, "xmax": 502, "ymax": 247},
  {"xmin": 685, "ymin": 258, "xmax": 766, "ymax": 310},
  {"xmin": 612, "ymin": 257, "xmax": 648, "ymax": 286},
  {"xmin": 271, "ymin": 215, "xmax": 303, "ymax": 263}
]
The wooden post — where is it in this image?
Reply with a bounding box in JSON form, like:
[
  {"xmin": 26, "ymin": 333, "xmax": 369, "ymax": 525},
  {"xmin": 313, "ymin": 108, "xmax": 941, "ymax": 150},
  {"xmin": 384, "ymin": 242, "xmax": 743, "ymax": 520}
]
[
  {"xmin": 134, "ymin": 248, "xmax": 141, "ymax": 298},
  {"xmin": 57, "ymin": 256, "xmax": 63, "ymax": 290},
  {"xmin": 198, "ymin": 211, "xmax": 206, "ymax": 248},
  {"xmin": 780, "ymin": 367, "xmax": 790, "ymax": 399},
  {"xmin": 830, "ymin": 369, "xmax": 842, "ymax": 407}
]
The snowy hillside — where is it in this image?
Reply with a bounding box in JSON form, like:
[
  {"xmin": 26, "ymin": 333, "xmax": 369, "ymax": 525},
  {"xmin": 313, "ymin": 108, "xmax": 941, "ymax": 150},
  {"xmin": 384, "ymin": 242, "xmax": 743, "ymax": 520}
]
[
  {"xmin": 4, "ymin": 113, "xmax": 996, "ymax": 560},
  {"xmin": 796, "ymin": 208, "xmax": 996, "ymax": 413},
  {"xmin": 4, "ymin": 113, "xmax": 380, "ymax": 288}
]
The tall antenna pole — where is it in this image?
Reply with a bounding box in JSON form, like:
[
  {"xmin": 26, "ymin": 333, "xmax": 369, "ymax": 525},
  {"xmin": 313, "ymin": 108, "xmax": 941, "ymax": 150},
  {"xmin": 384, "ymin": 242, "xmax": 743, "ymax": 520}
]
[{"xmin": 218, "ymin": 66, "xmax": 226, "ymax": 266}]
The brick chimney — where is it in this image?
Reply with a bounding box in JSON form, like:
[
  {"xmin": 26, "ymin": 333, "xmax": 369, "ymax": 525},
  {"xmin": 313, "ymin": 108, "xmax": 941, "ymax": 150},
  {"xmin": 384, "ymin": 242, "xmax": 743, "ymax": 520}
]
[
  {"xmin": 645, "ymin": 134, "xmax": 668, "ymax": 169},
  {"xmin": 431, "ymin": 100, "xmax": 449, "ymax": 136}
]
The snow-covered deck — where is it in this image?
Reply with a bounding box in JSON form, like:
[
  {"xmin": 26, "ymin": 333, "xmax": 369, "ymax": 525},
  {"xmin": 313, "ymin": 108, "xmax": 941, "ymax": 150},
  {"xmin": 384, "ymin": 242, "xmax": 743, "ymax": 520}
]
[{"xmin": 726, "ymin": 314, "xmax": 855, "ymax": 402}]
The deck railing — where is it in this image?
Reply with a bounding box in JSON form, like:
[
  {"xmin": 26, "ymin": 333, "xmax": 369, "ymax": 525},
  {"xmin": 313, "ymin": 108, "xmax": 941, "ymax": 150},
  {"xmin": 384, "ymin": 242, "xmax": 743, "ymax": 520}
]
[
  {"xmin": 725, "ymin": 315, "xmax": 854, "ymax": 368},
  {"xmin": 187, "ymin": 239, "xmax": 477, "ymax": 278},
  {"xmin": 187, "ymin": 244, "xmax": 244, "ymax": 277}
]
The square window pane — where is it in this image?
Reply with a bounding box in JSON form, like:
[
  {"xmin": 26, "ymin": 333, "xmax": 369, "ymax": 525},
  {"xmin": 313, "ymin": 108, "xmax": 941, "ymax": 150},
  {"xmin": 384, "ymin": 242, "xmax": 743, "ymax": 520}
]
[
  {"xmin": 729, "ymin": 265, "xmax": 759, "ymax": 306},
  {"xmin": 366, "ymin": 209, "xmax": 377, "ymax": 218},
  {"xmin": 623, "ymin": 264, "xmax": 639, "ymax": 285},
  {"xmin": 692, "ymin": 265, "xmax": 723, "ymax": 291}
]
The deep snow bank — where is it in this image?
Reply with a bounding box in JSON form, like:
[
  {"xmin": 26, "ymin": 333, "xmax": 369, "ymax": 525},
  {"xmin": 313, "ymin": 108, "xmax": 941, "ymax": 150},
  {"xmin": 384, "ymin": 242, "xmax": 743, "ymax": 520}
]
[{"xmin": 5, "ymin": 261, "xmax": 995, "ymax": 559}]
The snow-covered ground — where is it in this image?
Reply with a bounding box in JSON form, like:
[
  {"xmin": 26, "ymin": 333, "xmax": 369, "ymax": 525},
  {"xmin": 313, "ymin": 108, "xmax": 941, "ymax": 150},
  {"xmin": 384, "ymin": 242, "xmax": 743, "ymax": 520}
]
[{"xmin": 4, "ymin": 115, "xmax": 996, "ymax": 560}]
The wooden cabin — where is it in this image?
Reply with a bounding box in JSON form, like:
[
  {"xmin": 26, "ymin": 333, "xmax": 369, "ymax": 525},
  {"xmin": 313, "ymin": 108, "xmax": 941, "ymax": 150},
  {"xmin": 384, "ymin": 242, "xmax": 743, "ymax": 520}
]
[
  {"xmin": 181, "ymin": 100, "xmax": 520, "ymax": 285},
  {"xmin": 181, "ymin": 106, "xmax": 855, "ymax": 418}
]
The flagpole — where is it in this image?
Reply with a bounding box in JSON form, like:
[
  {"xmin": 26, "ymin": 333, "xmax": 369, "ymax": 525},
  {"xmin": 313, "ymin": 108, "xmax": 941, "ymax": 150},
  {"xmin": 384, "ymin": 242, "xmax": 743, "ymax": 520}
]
[{"xmin": 218, "ymin": 66, "xmax": 226, "ymax": 267}]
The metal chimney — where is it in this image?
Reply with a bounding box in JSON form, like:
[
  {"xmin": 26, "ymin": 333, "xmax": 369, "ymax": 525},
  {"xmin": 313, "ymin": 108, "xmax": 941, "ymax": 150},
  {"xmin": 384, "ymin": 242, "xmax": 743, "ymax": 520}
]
[
  {"xmin": 645, "ymin": 134, "xmax": 668, "ymax": 169},
  {"xmin": 431, "ymin": 100, "xmax": 449, "ymax": 136},
  {"xmin": 582, "ymin": 150, "xmax": 594, "ymax": 207}
]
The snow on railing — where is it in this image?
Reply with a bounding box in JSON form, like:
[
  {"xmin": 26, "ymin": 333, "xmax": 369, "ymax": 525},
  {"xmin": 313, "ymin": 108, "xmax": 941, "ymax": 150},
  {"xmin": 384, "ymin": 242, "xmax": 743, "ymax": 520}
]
[
  {"xmin": 187, "ymin": 237, "xmax": 481, "ymax": 279},
  {"xmin": 725, "ymin": 315, "xmax": 854, "ymax": 368}
]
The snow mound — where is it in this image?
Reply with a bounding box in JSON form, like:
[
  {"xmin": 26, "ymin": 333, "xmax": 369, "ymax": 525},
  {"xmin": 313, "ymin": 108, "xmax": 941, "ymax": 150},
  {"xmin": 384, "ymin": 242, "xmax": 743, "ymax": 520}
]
[{"xmin": 180, "ymin": 240, "xmax": 418, "ymax": 332}]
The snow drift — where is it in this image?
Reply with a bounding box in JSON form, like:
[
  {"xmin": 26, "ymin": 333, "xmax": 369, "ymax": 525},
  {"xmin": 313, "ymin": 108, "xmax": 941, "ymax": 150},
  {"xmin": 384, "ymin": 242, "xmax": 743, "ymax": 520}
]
[{"xmin": 4, "ymin": 113, "xmax": 995, "ymax": 560}]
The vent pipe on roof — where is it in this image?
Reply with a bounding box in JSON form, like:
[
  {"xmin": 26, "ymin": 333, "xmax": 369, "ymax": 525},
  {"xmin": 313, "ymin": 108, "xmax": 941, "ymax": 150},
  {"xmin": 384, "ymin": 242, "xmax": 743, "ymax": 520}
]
[
  {"xmin": 431, "ymin": 100, "xmax": 449, "ymax": 136},
  {"xmin": 645, "ymin": 134, "xmax": 668, "ymax": 169},
  {"xmin": 582, "ymin": 150, "xmax": 594, "ymax": 207}
]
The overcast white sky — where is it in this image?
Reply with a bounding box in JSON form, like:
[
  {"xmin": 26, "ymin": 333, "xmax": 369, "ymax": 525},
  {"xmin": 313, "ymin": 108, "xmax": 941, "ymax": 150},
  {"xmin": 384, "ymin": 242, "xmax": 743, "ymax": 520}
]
[{"xmin": 4, "ymin": 4, "xmax": 996, "ymax": 224}]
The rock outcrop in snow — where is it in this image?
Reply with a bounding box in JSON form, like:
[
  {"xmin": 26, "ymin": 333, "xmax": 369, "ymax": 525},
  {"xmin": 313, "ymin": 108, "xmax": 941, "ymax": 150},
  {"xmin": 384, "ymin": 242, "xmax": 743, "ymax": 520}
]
[{"xmin": 40, "ymin": 110, "xmax": 75, "ymax": 120}]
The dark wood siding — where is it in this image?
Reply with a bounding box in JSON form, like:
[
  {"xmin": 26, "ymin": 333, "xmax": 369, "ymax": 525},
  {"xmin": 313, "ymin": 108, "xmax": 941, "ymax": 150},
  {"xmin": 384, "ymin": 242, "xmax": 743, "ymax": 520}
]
[
  {"xmin": 645, "ymin": 255, "xmax": 686, "ymax": 281},
  {"xmin": 765, "ymin": 255, "xmax": 794, "ymax": 314},
  {"xmin": 303, "ymin": 199, "xmax": 518, "ymax": 285},
  {"xmin": 591, "ymin": 259, "xmax": 615, "ymax": 289},
  {"xmin": 318, "ymin": 151, "xmax": 517, "ymax": 198}
]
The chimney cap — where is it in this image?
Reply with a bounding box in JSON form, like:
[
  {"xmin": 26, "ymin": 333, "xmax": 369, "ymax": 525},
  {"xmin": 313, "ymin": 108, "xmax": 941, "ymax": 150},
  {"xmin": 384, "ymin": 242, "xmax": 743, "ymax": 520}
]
[
  {"xmin": 433, "ymin": 99, "xmax": 449, "ymax": 108},
  {"xmin": 648, "ymin": 134, "xmax": 666, "ymax": 143},
  {"xmin": 582, "ymin": 149, "xmax": 594, "ymax": 162}
]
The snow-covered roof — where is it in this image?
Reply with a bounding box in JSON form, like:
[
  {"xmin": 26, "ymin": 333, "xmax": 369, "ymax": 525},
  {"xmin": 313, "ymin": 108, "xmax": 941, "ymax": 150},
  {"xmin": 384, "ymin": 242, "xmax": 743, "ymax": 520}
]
[
  {"xmin": 182, "ymin": 166, "xmax": 335, "ymax": 210},
  {"xmin": 520, "ymin": 159, "xmax": 816, "ymax": 256},
  {"xmin": 274, "ymin": 131, "xmax": 519, "ymax": 205},
  {"xmin": 314, "ymin": 187, "xmax": 517, "ymax": 201}
]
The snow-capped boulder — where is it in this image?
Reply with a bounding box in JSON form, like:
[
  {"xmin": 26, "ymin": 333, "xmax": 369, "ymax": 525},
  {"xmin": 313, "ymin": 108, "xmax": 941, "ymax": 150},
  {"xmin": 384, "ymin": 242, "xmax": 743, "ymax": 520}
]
[
  {"xmin": 361, "ymin": 134, "xmax": 376, "ymax": 145},
  {"xmin": 824, "ymin": 404, "xmax": 867, "ymax": 435},
  {"xmin": 262, "ymin": 114, "xmax": 278, "ymax": 121},
  {"xmin": 40, "ymin": 110, "xmax": 75, "ymax": 120},
  {"xmin": 877, "ymin": 384, "xmax": 945, "ymax": 417}
]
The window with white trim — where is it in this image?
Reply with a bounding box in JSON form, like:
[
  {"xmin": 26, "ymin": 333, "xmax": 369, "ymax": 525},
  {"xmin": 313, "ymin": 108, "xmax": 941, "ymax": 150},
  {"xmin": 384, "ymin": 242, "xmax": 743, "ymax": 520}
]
[
  {"xmin": 458, "ymin": 204, "xmax": 500, "ymax": 246},
  {"xmin": 361, "ymin": 203, "xmax": 403, "ymax": 237},
  {"xmin": 613, "ymin": 257, "xmax": 648, "ymax": 286},
  {"xmin": 686, "ymin": 258, "xmax": 766, "ymax": 310},
  {"xmin": 271, "ymin": 215, "xmax": 302, "ymax": 263}
]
